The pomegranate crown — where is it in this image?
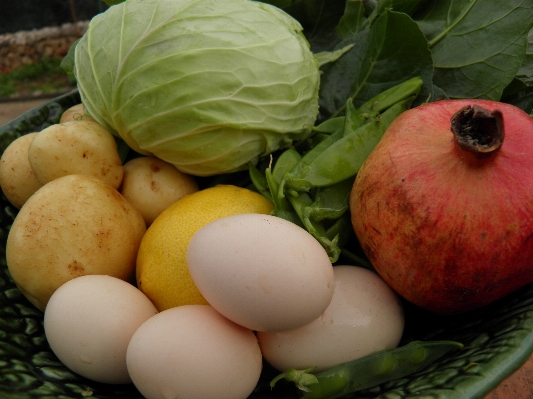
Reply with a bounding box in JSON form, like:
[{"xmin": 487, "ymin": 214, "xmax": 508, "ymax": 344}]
[{"xmin": 450, "ymin": 105, "xmax": 504, "ymax": 158}]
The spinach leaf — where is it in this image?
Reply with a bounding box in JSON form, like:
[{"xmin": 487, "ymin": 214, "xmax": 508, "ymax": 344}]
[
  {"xmin": 505, "ymin": 92, "xmax": 533, "ymax": 114},
  {"xmin": 277, "ymin": 0, "xmax": 348, "ymax": 52},
  {"xmin": 383, "ymin": 0, "xmax": 425, "ymax": 15},
  {"xmin": 501, "ymin": 78, "xmax": 533, "ymax": 113},
  {"xmin": 336, "ymin": 0, "xmax": 366, "ymax": 39},
  {"xmin": 366, "ymin": 0, "xmax": 425, "ymax": 25},
  {"xmin": 516, "ymin": 27, "xmax": 533, "ymax": 87},
  {"xmin": 318, "ymin": 10, "xmax": 433, "ymax": 120},
  {"xmin": 413, "ymin": 0, "xmax": 533, "ymax": 100}
]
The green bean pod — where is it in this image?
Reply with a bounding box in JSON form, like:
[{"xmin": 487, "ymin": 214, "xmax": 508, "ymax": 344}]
[
  {"xmin": 304, "ymin": 178, "xmax": 354, "ymax": 222},
  {"xmin": 323, "ymin": 213, "xmax": 353, "ymax": 251},
  {"xmin": 357, "ymin": 76, "xmax": 423, "ymax": 115},
  {"xmin": 248, "ymin": 163, "xmax": 272, "ymax": 202},
  {"xmin": 342, "ymin": 99, "xmax": 366, "ymax": 136},
  {"xmin": 271, "ymin": 340, "xmax": 463, "ymax": 399},
  {"xmin": 282, "ymin": 77, "xmax": 423, "ymax": 193},
  {"xmin": 272, "ymin": 148, "xmax": 302, "ymax": 184},
  {"xmin": 266, "ymin": 168, "xmax": 303, "ymax": 227},
  {"xmin": 280, "ymin": 129, "xmax": 344, "ymax": 195},
  {"xmin": 248, "ymin": 77, "xmax": 424, "ymax": 262},
  {"xmin": 285, "ymin": 95, "xmax": 414, "ymax": 191},
  {"xmin": 313, "ymin": 117, "xmax": 346, "ymax": 134},
  {"xmin": 287, "ymin": 192, "xmax": 341, "ymax": 262}
]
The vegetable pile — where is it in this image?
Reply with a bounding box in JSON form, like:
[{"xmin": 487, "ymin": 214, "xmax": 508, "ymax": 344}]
[
  {"xmin": 1, "ymin": 0, "xmax": 533, "ymax": 398},
  {"xmin": 245, "ymin": 0, "xmax": 533, "ymax": 263}
]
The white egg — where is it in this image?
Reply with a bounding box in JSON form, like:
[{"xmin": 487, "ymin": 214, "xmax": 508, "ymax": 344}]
[
  {"xmin": 257, "ymin": 265, "xmax": 405, "ymax": 372},
  {"xmin": 43, "ymin": 275, "xmax": 158, "ymax": 384},
  {"xmin": 186, "ymin": 213, "xmax": 335, "ymax": 332},
  {"xmin": 126, "ymin": 305, "xmax": 262, "ymax": 399}
]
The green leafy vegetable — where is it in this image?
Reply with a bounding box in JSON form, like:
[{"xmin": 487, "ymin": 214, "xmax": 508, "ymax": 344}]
[
  {"xmin": 413, "ymin": 0, "xmax": 533, "ymax": 100},
  {"xmin": 250, "ymin": 77, "xmax": 423, "ymax": 261},
  {"xmin": 516, "ymin": 26, "xmax": 533, "ymax": 87},
  {"xmin": 277, "ymin": 0, "xmax": 348, "ymax": 52},
  {"xmin": 268, "ymin": 0, "xmax": 533, "ymax": 116},
  {"xmin": 335, "ymin": 0, "xmax": 365, "ymax": 39},
  {"xmin": 318, "ymin": 10, "xmax": 434, "ymax": 120},
  {"xmin": 102, "ymin": 0, "xmax": 125, "ymax": 5},
  {"xmin": 246, "ymin": 0, "xmax": 533, "ymax": 261},
  {"xmin": 74, "ymin": 0, "xmax": 321, "ymax": 176}
]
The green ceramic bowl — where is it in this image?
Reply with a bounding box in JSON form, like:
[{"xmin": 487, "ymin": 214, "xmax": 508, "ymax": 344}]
[{"xmin": 1, "ymin": 91, "xmax": 533, "ymax": 399}]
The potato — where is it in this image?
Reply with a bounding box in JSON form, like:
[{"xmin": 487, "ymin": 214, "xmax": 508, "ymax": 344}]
[
  {"xmin": 6, "ymin": 174, "xmax": 146, "ymax": 311},
  {"xmin": 28, "ymin": 121, "xmax": 124, "ymax": 189},
  {"xmin": 0, "ymin": 133, "xmax": 43, "ymax": 208},
  {"xmin": 60, "ymin": 103, "xmax": 96, "ymax": 123},
  {"xmin": 120, "ymin": 156, "xmax": 199, "ymax": 225}
]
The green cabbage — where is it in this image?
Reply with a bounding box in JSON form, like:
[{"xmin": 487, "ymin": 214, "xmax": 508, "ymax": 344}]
[{"xmin": 75, "ymin": 0, "xmax": 320, "ymax": 176}]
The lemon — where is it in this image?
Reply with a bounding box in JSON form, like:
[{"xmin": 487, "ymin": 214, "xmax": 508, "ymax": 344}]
[{"xmin": 136, "ymin": 184, "xmax": 274, "ymax": 311}]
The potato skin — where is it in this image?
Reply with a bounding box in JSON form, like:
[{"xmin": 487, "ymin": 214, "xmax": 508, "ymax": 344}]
[
  {"xmin": 6, "ymin": 174, "xmax": 146, "ymax": 311},
  {"xmin": 120, "ymin": 156, "xmax": 199, "ymax": 225},
  {"xmin": 28, "ymin": 121, "xmax": 124, "ymax": 189},
  {"xmin": 0, "ymin": 133, "xmax": 43, "ymax": 208},
  {"xmin": 59, "ymin": 103, "xmax": 96, "ymax": 123}
]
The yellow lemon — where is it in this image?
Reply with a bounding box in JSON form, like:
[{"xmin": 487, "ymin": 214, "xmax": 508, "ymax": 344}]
[{"xmin": 136, "ymin": 184, "xmax": 274, "ymax": 311}]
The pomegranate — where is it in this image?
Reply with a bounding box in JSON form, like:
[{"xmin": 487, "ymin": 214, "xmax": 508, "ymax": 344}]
[{"xmin": 350, "ymin": 99, "xmax": 533, "ymax": 315}]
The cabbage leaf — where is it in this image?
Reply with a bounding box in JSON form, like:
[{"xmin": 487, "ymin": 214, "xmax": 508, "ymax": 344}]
[{"xmin": 75, "ymin": 0, "xmax": 320, "ymax": 176}]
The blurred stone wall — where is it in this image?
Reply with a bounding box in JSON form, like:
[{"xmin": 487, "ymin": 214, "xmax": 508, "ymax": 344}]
[
  {"xmin": 0, "ymin": 0, "xmax": 106, "ymax": 35},
  {"xmin": 0, "ymin": 21, "xmax": 89, "ymax": 73}
]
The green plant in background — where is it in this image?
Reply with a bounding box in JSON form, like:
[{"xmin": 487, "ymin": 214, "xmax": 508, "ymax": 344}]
[
  {"xmin": 0, "ymin": 78, "xmax": 17, "ymax": 98},
  {"xmin": 0, "ymin": 57, "xmax": 75, "ymax": 98}
]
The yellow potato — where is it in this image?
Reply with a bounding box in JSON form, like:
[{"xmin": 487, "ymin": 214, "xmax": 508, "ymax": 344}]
[
  {"xmin": 6, "ymin": 174, "xmax": 146, "ymax": 311},
  {"xmin": 28, "ymin": 121, "xmax": 124, "ymax": 189},
  {"xmin": 60, "ymin": 103, "xmax": 96, "ymax": 123},
  {"xmin": 120, "ymin": 156, "xmax": 199, "ymax": 225},
  {"xmin": 0, "ymin": 133, "xmax": 43, "ymax": 208}
]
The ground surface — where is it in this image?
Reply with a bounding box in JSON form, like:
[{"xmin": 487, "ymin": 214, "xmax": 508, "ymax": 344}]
[{"xmin": 0, "ymin": 98, "xmax": 49, "ymax": 126}]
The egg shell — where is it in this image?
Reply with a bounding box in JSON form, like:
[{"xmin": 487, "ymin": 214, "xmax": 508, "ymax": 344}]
[
  {"xmin": 257, "ymin": 265, "xmax": 405, "ymax": 372},
  {"xmin": 187, "ymin": 213, "xmax": 335, "ymax": 332},
  {"xmin": 126, "ymin": 305, "xmax": 262, "ymax": 399},
  {"xmin": 43, "ymin": 275, "xmax": 158, "ymax": 384}
]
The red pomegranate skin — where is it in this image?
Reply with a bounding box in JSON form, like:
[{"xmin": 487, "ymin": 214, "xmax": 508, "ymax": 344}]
[{"xmin": 350, "ymin": 99, "xmax": 533, "ymax": 315}]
